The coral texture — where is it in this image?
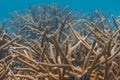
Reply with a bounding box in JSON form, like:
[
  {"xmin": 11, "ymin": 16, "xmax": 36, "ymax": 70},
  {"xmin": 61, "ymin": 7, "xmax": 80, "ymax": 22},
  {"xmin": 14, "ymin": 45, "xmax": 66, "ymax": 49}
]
[{"xmin": 0, "ymin": 5, "xmax": 120, "ymax": 80}]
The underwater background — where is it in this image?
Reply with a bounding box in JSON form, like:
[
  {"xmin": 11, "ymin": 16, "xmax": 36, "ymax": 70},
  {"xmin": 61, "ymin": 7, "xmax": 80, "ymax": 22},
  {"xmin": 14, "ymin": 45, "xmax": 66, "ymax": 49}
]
[{"xmin": 0, "ymin": 0, "xmax": 120, "ymax": 21}]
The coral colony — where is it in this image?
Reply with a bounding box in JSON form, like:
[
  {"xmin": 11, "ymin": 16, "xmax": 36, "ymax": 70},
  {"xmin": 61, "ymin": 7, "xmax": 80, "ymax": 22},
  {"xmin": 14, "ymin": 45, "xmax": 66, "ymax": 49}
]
[{"xmin": 0, "ymin": 5, "xmax": 120, "ymax": 80}]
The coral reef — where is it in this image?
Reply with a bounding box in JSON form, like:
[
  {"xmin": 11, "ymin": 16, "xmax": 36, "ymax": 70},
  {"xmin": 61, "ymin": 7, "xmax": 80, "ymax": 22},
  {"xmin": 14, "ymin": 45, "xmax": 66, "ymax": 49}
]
[{"xmin": 0, "ymin": 4, "xmax": 120, "ymax": 80}]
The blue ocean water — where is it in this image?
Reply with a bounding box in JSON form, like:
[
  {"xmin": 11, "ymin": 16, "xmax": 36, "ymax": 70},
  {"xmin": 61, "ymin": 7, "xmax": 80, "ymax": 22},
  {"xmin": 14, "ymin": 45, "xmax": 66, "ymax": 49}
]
[{"xmin": 0, "ymin": 0, "xmax": 120, "ymax": 22}]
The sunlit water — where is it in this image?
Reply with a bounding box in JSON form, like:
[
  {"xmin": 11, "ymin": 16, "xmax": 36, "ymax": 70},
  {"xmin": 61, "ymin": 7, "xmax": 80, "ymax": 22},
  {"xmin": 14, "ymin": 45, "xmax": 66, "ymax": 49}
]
[{"xmin": 0, "ymin": 0, "xmax": 120, "ymax": 22}]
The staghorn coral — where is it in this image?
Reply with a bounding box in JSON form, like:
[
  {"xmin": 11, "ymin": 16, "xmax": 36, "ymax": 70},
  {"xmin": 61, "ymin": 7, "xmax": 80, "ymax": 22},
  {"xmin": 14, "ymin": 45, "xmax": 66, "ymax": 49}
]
[{"xmin": 0, "ymin": 4, "xmax": 120, "ymax": 80}]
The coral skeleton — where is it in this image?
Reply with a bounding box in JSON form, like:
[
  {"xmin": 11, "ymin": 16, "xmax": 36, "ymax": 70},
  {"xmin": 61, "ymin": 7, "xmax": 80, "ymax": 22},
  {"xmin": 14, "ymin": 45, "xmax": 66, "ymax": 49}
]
[{"xmin": 0, "ymin": 5, "xmax": 120, "ymax": 80}]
